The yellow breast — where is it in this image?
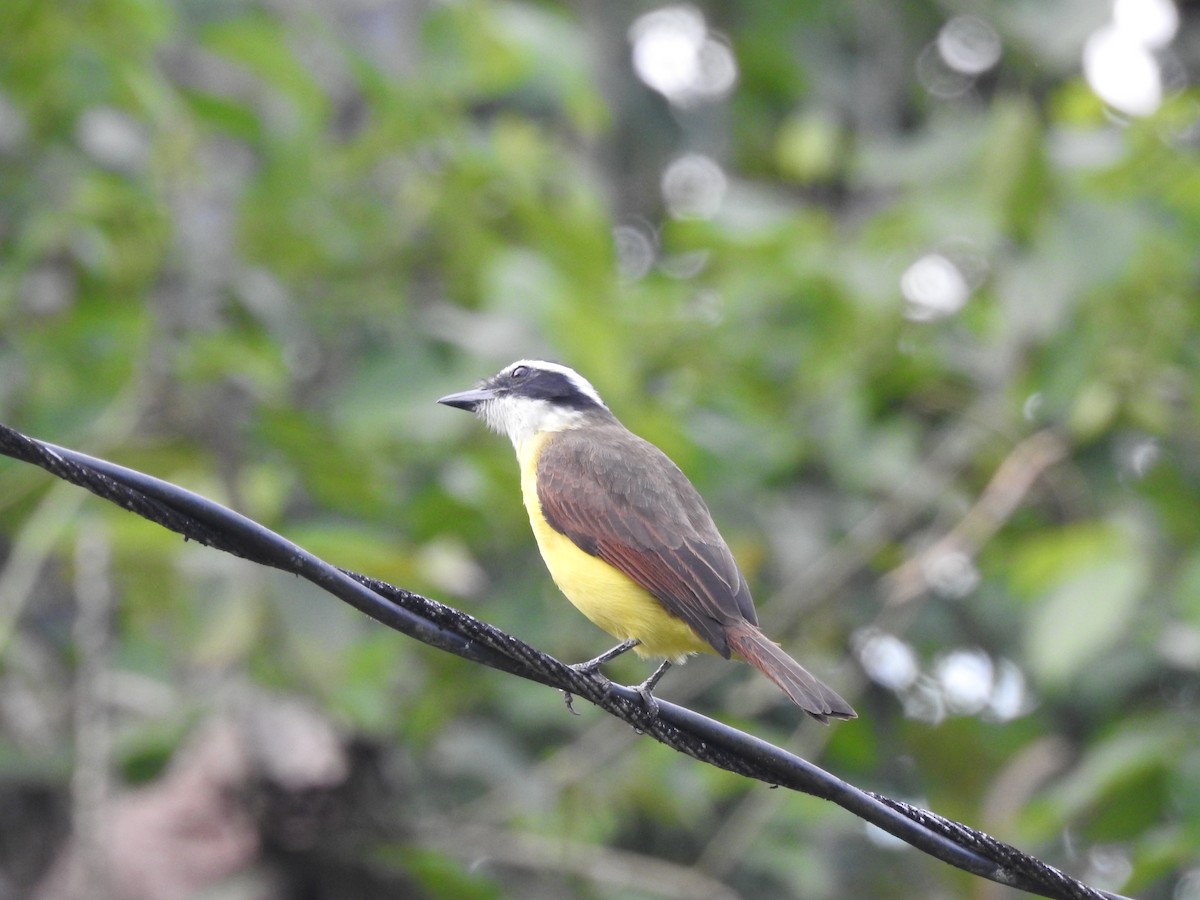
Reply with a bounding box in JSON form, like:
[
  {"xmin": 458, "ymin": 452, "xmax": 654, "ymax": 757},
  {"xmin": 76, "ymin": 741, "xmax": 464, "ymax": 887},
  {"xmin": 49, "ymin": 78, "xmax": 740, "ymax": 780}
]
[{"xmin": 517, "ymin": 431, "xmax": 711, "ymax": 662}]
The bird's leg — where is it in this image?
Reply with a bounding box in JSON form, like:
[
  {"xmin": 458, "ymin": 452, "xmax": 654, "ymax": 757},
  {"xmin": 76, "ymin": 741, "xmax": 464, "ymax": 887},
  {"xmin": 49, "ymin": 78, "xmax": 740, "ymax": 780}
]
[
  {"xmin": 571, "ymin": 639, "xmax": 640, "ymax": 674},
  {"xmin": 562, "ymin": 639, "xmax": 641, "ymax": 713},
  {"xmin": 633, "ymin": 660, "xmax": 672, "ymax": 718}
]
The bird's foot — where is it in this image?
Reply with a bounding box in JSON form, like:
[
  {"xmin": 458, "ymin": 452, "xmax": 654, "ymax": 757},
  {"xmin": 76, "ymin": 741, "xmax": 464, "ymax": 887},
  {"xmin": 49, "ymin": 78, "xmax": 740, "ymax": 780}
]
[
  {"xmin": 562, "ymin": 640, "xmax": 639, "ymax": 715},
  {"xmin": 628, "ymin": 659, "xmax": 672, "ymax": 719},
  {"xmin": 570, "ymin": 638, "xmax": 640, "ymax": 676},
  {"xmin": 635, "ymin": 683, "xmax": 660, "ymax": 718}
]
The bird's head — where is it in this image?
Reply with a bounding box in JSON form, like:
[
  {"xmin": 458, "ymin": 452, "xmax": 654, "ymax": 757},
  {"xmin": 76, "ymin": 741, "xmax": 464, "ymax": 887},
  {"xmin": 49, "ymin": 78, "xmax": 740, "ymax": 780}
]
[{"xmin": 438, "ymin": 360, "xmax": 610, "ymax": 447}]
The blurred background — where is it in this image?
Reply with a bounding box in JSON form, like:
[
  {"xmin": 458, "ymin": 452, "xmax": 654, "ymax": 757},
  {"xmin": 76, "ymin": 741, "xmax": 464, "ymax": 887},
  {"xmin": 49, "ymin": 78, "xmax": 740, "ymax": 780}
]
[{"xmin": 1, "ymin": 0, "xmax": 1198, "ymax": 897}]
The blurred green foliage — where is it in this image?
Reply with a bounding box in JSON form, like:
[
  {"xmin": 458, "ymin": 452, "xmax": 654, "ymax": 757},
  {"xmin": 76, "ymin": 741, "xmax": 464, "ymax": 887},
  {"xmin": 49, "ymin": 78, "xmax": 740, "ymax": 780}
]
[{"xmin": 1, "ymin": 0, "xmax": 1198, "ymax": 897}]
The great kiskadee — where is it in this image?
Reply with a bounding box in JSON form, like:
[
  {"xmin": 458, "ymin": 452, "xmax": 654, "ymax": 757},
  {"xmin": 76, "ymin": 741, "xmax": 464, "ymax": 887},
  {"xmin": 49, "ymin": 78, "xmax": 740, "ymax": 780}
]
[{"xmin": 438, "ymin": 360, "xmax": 855, "ymax": 723}]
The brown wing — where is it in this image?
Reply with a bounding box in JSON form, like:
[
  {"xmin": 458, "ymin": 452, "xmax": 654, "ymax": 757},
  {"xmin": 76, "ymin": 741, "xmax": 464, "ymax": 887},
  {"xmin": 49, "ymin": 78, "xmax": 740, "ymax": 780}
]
[{"xmin": 536, "ymin": 423, "xmax": 756, "ymax": 657}]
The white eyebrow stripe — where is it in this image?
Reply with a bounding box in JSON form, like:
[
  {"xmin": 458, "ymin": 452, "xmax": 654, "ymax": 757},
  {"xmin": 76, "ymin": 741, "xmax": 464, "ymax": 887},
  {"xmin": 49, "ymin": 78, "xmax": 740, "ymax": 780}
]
[{"xmin": 508, "ymin": 359, "xmax": 607, "ymax": 409}]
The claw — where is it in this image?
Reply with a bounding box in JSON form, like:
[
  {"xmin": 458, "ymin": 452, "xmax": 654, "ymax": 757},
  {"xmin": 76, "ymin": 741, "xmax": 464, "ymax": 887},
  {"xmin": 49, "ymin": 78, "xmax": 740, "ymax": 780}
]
[
  {"xmin": 563, "ymin": 641, "xmax": 639, "ymax": 716},
  {"xmin": 630, "ymin": 659, "xmax": 671, "ymax": 718},
  {"xmin": 636, "ymin": 683, "xmax": 660, "ymax": 718}
]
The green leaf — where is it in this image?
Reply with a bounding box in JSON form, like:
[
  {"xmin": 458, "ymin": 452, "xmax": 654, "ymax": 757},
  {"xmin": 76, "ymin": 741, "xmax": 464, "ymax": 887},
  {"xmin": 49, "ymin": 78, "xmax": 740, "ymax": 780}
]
[
  {"xmin": 1023, "ymin": 716, "xmax": 1185, "ymax": 839},
  {"xmin": 979, "ymin": 95, "xmax": 1049, "ymax": 244},
  {"xmin": 1023, "ymin": 523, "xmax": 1149, "ymax": 685}
]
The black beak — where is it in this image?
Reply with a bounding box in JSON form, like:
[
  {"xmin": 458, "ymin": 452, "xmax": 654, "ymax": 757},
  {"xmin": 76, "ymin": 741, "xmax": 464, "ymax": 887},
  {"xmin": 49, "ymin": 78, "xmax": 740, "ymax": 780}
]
[{"xmin": 437, "ymin": 386, "xmax": 496, "ymax": 411}]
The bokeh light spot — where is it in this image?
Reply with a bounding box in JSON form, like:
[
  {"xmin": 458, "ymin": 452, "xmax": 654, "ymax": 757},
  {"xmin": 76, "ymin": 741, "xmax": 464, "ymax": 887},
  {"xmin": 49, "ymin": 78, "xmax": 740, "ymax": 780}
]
[
  {"xmin": 629, "ymin": 5, "xmax": 737, "ymax": 107},
  {"xmin": 901, "ymin": 253, "xmax": 970, "ymax": 321},
  {"xmin": 986, "ymin": 660, "xmax": 1030, "ymax": 721},
  {"xmin": 855, "ymin": 630, "xmax": 920, "ymax": 691},
  {"xmin": 923, "ymin": 550, "xmax": 981, "ymax": 599},
  {"xmin": 916, "ymin": 43, "xmax": 974, "ymax": 100},
  {"xmin": 1084, "ymin": 25, "xmax": 1163, "ymax": 118},
  {"xmin": 1113, "ymin": 0, "xmax": 1178, "ymax": 49},
  {"xmin": 937, "ymin": 15, "xmax": 1001, "ymax": 76},
  {"xmin": 661, "ymin": 153, "xmax": 726, "ymax": 219},
  {"xmin": 935, "ymin": 648, "xmax": 994, "ymax": 715},
  {"xmin": 613, "ymin": 224, "xmax": 656, "ymax": 282},
  {"xmin": 1083, "ymin": 0, "xmax": 1179, "ymax": 118}
]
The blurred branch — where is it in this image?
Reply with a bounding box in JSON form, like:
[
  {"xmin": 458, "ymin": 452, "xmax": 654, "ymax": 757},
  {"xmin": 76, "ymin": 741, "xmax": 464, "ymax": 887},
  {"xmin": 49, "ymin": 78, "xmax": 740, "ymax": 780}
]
[
  {"xmin": 769, "ymin": 398, "xmax": 1010, "ymax": 640},
  {"xmin": 416, "ymin": 818, "xmax": 743, "ymax": 900},
  {"xmin": 0, "ymin": 423, "xmax": 1128, "ymax": 900},
  {"xmin": 53, "ymin": 524, "xmax": 118, "ymax": 900},
  {"xmin": 881, "ymin": 429, "xmax": 1068, "ymax": 606}
]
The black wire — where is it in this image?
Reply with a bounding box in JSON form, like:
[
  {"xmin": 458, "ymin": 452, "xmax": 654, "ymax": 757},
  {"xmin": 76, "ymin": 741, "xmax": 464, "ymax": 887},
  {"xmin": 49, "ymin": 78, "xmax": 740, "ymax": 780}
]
[{"xmin": 0, "ymin": 423, "xmax": 1128, "ymax": 900}]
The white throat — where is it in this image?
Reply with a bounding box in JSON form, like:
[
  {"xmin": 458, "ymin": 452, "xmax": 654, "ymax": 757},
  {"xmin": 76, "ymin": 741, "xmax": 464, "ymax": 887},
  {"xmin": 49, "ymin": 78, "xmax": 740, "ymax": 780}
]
[{"xmin": 479, "ymin": 395, "xmax": 587, "ymax": 450}]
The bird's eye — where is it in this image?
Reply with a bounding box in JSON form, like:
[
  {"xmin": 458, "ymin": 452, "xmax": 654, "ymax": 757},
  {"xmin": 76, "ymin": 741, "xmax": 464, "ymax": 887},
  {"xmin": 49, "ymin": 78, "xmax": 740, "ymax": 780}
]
[{"xmin": 510, "ymin": 365, "xmax": 529, "ymax": 379}]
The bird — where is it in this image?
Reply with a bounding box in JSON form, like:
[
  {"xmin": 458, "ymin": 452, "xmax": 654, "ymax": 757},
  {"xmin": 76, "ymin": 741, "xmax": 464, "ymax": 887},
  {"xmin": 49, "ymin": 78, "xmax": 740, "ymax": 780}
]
[{"xmin": 437, "ymin": 360, "xmax": 856, "ymax": 723}]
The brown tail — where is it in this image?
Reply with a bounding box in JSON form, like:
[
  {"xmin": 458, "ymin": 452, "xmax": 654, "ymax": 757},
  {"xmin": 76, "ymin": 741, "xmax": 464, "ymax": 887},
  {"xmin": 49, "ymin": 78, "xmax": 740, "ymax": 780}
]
[{"xmin": 725, "ymin": 621, "xmax": 856, "ymax": 724}]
